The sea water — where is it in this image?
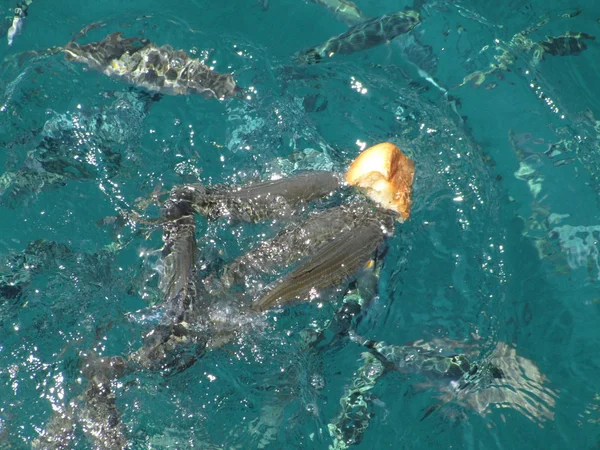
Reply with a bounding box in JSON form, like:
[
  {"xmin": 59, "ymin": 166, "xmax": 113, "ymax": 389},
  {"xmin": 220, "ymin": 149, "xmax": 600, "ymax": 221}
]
[{"xmin": 0, "ymin": 0, "xmax": 599, "ymax": 448}]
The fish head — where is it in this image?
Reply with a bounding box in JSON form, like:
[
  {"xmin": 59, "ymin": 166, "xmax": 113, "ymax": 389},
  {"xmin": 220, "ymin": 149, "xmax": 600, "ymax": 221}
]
[
  {"xmin": 453, "ymin": 360, "xmax": 505, "ymax": 392},
  {"xmin": 397, "ymin": 10, "xmax": 421, "ymax": 32},
  {"xmin": 442, "ymin": 354, "xmax": 472, "ymax": 379}
]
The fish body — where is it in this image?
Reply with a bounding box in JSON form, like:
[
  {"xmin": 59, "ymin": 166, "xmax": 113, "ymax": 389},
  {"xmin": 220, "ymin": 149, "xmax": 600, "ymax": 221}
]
[
  {"xmin": 298, "ymin": 10, "xmax": 420, "ymax": 64},
  {"xmin": 35, "ymin": 148, "xmax": 407, "ymax": 446},
  {"xmin": 221, "ymin": 204, "xmax": 376, "ymax": 292},
  {"xmin": 132, "ymin": 171, "xmax": 344, "ymax": 370},
  {"xmin": 6, "ymin": 0, "xmax": 31, "ymax": 46},
  {"xmin": 302, "ymin": 1, "xmax": 442, "ymax": 92},
  {"xmin": 358, "ymin": 336, "xmax": 506, "ymax": 388},
  {"xmin": 364, "ymin": 339, "xmax": 476, "ymax": 380},
  {"xmin": 0, "ymin": 240, "xmax": 72, "ymax": 300},
  {"xmin": 36, "ymin": 145, "xmax": 410, "ymax": 446},
  {"xmin": 7, "ymin": 15, "xmax": 23, "ymax": 46},
  {"xmin": 310, "ymin": 0, "xmax": 366, "ymax": 26},
  {"xmin": 538, "ymin": 32, "xmax": 595, "ymax": 57},
  {"xmin": 256, "ymin": 0, "xmax": 269, "ymax": 11},
  {"xmin": 131, "ymin": 190, "xmax": 213, "ymax": 371},
  {"xmin": 64, "ymin": 31, "xmax": 243, "ymax": 100},
  {"xmin": 328, "ymin": 335, "xmax": 505, "ymax": 450}
]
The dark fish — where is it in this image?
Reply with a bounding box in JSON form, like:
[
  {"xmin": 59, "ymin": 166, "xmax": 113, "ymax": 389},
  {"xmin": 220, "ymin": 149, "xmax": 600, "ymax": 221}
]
[
  {"xmin": 297, "ymin": 10, "xmax": 420, "ymax": 64},
  {"xmin": 0, "ymin": 240, "xmax": 72, "ymax": 301},
  {"xmin": 361, "ymin": 338, "xmax": 474, "ymax": 379},
  {"xmin": 160, "ymin": 213, "xmax": 200, "ymax": 324},
  {"xmin": 132, "ymin": 193, "xmax": 210, "ymax": 371},
  {"xmin": 64, "ymin": 27, "xmax": 244, "ymax": 100},
  {"xmin": 134, "ymin": 171, "xmax": 343, "ymax": 368}
]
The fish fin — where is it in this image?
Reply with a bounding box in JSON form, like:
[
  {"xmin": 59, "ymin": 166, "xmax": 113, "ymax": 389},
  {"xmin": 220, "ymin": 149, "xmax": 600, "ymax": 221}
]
[{"xmin": 253, "ymin": 223, "xmax": 383, "ymax": 311}]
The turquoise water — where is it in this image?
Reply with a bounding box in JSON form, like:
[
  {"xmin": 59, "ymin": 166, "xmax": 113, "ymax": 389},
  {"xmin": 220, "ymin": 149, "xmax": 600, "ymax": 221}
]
[{"xmin": 1, "ymin": 0, "xmax": 599, "ymax": 448}]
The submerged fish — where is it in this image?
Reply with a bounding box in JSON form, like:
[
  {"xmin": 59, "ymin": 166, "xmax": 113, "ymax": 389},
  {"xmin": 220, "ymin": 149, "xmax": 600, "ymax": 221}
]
[
  {"xmin": 0, "ymin": 240, "xmax": 72, "ymax": 301},
  {"xmin": 327, "ymin": 327, "xmax": 558, "ymax": 449},
  {"xmin": 182, "ymin": 171, "xmax": 341, "ymax": 221},
  {"xmin": 538, "ymin": 31, "xmax": 595, "ymax": 57},
  {"xmin": 63, "ymin": 26, "xmax": 244, "ymax": 100},
  {"xmin": 309, "ymin": 0, "xmax": 366, "ymax": 27},
  {"xmin": 6, "ymin": 0, "xmax": 32, "ymax": 46},
  {"xmin": 256, "ymin": 0, "xmax": 269, "ymax": 11},
  {"xmin": 297, "ymin": 10, "xmax": 420, "ymax": 64},
  {"xmin": 0, "ymin": 90, "xmax": 157, "ymax": 207},
  {"xmin": 456, "ymin": 17, "xmax": 596, "ymax": 89},
  {"xmin": 327, "ymin": 334, "xmax": 505, "ymax": 450},
  {"xmin": 302, "ymin": 1, "xmax": 443, "ymax": 93}
]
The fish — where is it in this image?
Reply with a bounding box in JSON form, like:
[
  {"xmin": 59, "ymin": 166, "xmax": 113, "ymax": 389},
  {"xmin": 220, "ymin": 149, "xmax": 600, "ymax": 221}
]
[
  {"xmin": 328, "ymin": 334, "xmax": 505, "ymax": 450},
  {"xmin": 296, "ymin": 10, "xmax": 420, "ymax": 64},
  {"xmin": 309, "ymin": 0, "xmax": 366, "ymax": 27},
  {"xmin": 220, "ymin": 205, "xmax": 372, "ymax": 291},
  {"xmin": 0, "ymin": 90, "xmax": 156, "ymax": 207},
  {"xmin": 63, "ymin": 25, "xmax": 244, "ymax": 100},
  {"xmin": 256, "ymin": 0, "xmax": 269, "ymax": 11},
  {"xmin": 6, "ymin": 0, "xmax": 32, "ymax": 46},
  {"xmin": 131, "ymin": 191, "xmax": 213, "ymax": 372},
  {"xmin": 0, "ymin": 240, "xmax": 72, "ymax": 301},
  {"xmin": 538, "ymin": 31, "xmax": 595, "ymax": 57},
  {"xmin": 248, "ymin": 143, "xmax": 413, "ymax": 310},
  {"xmin": 301, "ymin": 1, "xmax": 444, "ymax": 93}
]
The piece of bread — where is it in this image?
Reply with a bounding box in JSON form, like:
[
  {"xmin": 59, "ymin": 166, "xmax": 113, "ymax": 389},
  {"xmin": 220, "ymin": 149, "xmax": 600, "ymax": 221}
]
[{"xmin": 345, "ymin": 142, "xmax": 415, "ymax": 221}]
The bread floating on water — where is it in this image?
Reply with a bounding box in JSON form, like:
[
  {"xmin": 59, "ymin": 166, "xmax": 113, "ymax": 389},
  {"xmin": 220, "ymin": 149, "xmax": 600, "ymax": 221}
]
[{"xmin": 345, "ymin": 142, "xmax": 415, "ymax": 221}]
